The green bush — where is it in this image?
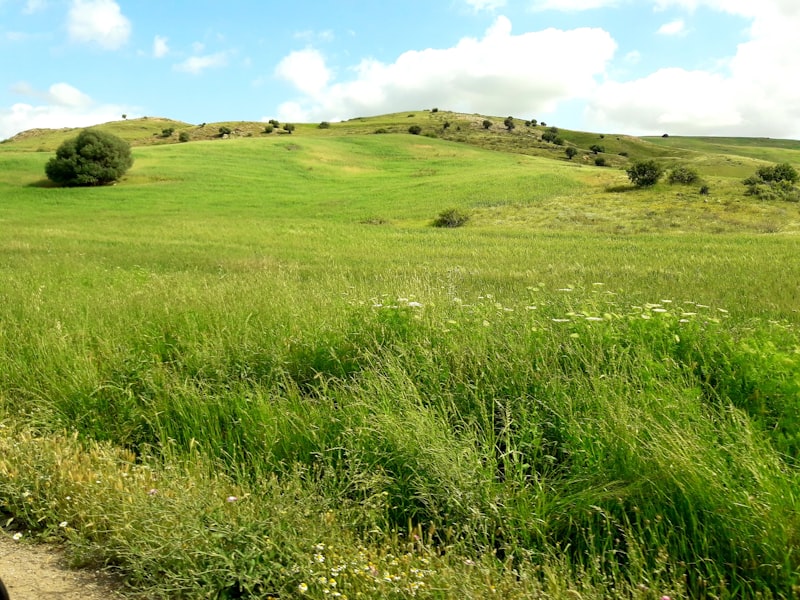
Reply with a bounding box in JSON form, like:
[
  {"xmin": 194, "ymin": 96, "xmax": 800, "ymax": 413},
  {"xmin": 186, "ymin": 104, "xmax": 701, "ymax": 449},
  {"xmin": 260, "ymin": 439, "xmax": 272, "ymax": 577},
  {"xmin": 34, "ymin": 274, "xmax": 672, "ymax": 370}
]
[
  {"xmin": 565, "ymin": 147, "xmax": 578, "ymax": 160},
  {"xmin": 626, "ymin": 159, "xmax": 664, "ymax": 187},
  {"xmin": 44, "ymin": 129, "xmax": 133, "ymax": 187},
  {"xmin": 594, "ymin": 157, "xmax": 606, "ymax": 167},
  {"xmin": 744, "ymin": 163, "xmax": 800, "ymax": 200},
  {"xmin": 432, "ymin": 207, "xmax": 469, "ymax": 228},
  {"xmin": 482, "ymin": 120, "xmax": 492, "ymax": 130},
  {"xmin": 668, "ymin": 166, "xmax": 700, "ymax": 185},
  {"xmin": 161, "ymin": 127, "xmax": 174, "ymax": 138},
  {"xmin": 219, "ymin": 126, "xmax": 232, "ymax": 136},
  {"xmin": 318, "ymin": 121, "xmax": 331, "ymax": 129},
  {"xmin": 263, "ymin": 125, "xmax": 274, "ymax": 134},
  {"xmin": 590, "ymin": 144, "xmax": 604, "ymax": 154},
  {"xmin": 408, "ymin": 125, "xmax": 422, "ymax": 135},
  {"xmin": 178, "ymin": 131, "xmax": 190, "ymax": 143}
]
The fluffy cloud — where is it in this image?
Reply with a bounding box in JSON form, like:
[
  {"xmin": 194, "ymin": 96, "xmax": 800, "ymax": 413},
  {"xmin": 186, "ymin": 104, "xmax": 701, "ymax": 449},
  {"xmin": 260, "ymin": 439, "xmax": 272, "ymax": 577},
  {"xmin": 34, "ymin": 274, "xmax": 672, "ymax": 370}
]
[
  {"xmin": 174, "ymin": 51, "xmax": 230, "ymax": 75},
  {"xmin": 587, "ymin": 0, "xmax": 800, "ymax": 137},
  {"xmin": 152, "ymin": 35, "xmax": 169, "ymax": 58},
  {"xmin": 656, "ymin": 19, "xmax": 686, "ymax": 35},
  {"xmin": 273, "ymin": 16, "xmax": 616, "ymax": 123},
  {"xmin": 275, "ymin": 48, "xmax": 331, "ymax": 95},
  {"xmin": 0, "ymin": 82, "xmax": 131, "ymax": 139},
  {"xmin": 67, "ymin": 0, "xmax": 130, "ymax": 50}
]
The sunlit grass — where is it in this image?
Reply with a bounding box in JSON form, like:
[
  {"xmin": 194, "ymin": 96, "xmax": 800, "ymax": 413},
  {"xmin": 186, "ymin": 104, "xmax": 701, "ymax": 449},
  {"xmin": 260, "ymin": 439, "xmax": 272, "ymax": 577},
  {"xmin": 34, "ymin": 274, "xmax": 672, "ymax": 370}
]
[{"xmin": 0, "ymin": 125, "xmax": 799, "ymax": 598}]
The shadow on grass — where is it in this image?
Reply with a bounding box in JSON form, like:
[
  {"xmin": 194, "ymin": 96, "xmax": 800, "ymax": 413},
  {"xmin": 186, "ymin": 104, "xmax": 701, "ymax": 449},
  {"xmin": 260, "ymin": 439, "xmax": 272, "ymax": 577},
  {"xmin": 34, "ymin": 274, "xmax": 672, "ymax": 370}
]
[
  {"xmin": 604, "ymin": 183, "xmax": 637, "ymax": 193},
  {"xmin": 27, "ymin": 178, "xmax": 59, "ymax": 188}
]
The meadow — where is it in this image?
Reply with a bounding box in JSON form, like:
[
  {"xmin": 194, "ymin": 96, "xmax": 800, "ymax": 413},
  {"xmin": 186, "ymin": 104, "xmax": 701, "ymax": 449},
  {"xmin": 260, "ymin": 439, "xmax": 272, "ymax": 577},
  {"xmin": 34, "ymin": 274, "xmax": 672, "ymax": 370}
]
[{"xmin": 0, "ymin": 113, "xmax": 799, "ymax": 598}]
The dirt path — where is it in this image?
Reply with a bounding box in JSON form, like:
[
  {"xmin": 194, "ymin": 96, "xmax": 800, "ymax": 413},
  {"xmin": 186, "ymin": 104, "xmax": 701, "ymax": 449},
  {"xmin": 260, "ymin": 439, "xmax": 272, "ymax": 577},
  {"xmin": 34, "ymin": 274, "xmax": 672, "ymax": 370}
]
[{"xmin": 0, "ymin": 534, "xmax": 123, "ymax": 599}]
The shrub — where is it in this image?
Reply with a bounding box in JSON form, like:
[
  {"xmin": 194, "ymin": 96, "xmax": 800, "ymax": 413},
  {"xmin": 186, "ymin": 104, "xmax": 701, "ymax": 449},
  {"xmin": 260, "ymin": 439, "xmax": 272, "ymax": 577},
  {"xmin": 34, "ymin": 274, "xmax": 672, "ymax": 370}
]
[
  {"xmin": 161, "ymin": 127, "xmax": 174, "ymax": 138},
  {"xmin": 594, "ymin": 157, "xmax": 606, "ymax": 167},
  {"xmin": 626, "ymin": 160, "xmax": 664, "ymax": 187},
  {"xmin": 565, "ymin": 147, "xmax": 578, "ymax": 160},
  {"xmin": 268, "ymin": 119, "xmax": 280, "ymax": 128},
  {"xmin": 503, "ymin": 116, "xmax": 515, "ymax": 131},
  {"xmin": 219, "ymin": 126, "xmax": 232, "ymax": 136},
  {"xmin": 318, "ymin": 121, "xmax": 331, "ymax": 129},
  {"xmin": 530, "ymin": 119, "xmax": 538, "ymax": 126},
  {"xmin": 618, "ymin": 151, "xmax": 629, "ymax": 157},
  {"xmin": 44, "ymin": 129, "xmax": 133, "ymax": 187},
  {"xmin": 482, "ymin": 120, "xmax": 492, "ymax": 130},
  {"xmin": 553, "ymin": 137, "xmax": 564, "ymax": 146},
  {"xmin": 744, "ymin": 163, "xmax": 800, "ymax": 200},
  {"xmin": 263, "ymin": 125, "xmax": 274, "ymax": 134},
  {"xmin": 443, "ymin": 121, "xmax": 451, "ymax": 130},
  {"xmin": 590, "ymin": 144, "xmax": 604, "ymax": 154},
  {"xmin": 431, "ymin": 107, "xmax": 439, "ymax": 113},
  {"xmin": 408, "ymin": 125, "xmax": 422, "ymax": 135},
  {"xmin": 178, "ymin": 131, "xmax": 190, "ymax": 143},
  {"xmin": 699, "ymin": 185, "xmax": 710, "ymax": 195},
  {"xmin": 374, "ymin": 128, "xmax": 388, "ymax": 134},
  {"xmin": 432, "ymin": 208, "xmax": 469, "ymax": 228},
  {"xmin": 541, "ymin": 131, "xmax": 558, "ymax": 143},
  {"xmin": 283, "ymin": 124, "xmax": 295, "ymax": 134},
  {"xmin": 668, "ymin": 166, "xmax": 700, "ymax": 185},
  {"xmin": 756, "ymin": 163, "xmax": 798, "ymax": 184}
]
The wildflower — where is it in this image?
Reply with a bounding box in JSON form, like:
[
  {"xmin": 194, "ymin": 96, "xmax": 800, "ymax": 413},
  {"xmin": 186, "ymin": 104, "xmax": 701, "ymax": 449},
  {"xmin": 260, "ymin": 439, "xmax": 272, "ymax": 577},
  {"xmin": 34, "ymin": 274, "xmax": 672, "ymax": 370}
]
[
  {"xmin": 314, "ymin": 553, "xmax": 326, "ymax": 563},
  {"xmin": 408, "ymin": 301, "xmax": 423, "ymax": 308},
  {"xmin": 585, "ymin": 317, "xmax": 604, "ymax": 322},
  {"xmin": 314, "ymin": 543, "xmax": 326, "ymax": 552},
  {"xmin": 651, "ymin": 308, "xmax": 668, "ymax": 313},
  {"xmin": 148, "ymin": 488, "xmax": 158, "ymax": 496},
  {"xmin": 298, "ymin": 582, "xmax": 309, "ymax": 593},
  {"xmin": 59, "ymin": 521, "xmax": 68, "ymax": 528},
  {"xmin": 551, "ymin": 318, "xmax": 570, "ymax": 323},
  {"xmin": 12, "ymin": 532, "xmax": 22, "ymax": 541},
  {"xmin": 226, "ymin": 496, "xmax": 238, "ymax": 503}
]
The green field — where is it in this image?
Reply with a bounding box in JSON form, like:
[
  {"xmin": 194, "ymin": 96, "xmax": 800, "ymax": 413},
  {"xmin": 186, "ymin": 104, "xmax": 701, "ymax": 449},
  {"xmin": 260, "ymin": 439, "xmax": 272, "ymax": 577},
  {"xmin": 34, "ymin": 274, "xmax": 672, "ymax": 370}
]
[{"xmin": 1, "ymin": 113, "xmax": 799, "ymax": 599}]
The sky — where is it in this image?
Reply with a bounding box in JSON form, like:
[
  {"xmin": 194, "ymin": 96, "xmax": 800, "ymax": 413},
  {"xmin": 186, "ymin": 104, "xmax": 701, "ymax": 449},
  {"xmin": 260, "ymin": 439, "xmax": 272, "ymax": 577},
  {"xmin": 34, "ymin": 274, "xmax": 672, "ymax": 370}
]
[{"xmin": 1, "ymin": 0, "xmax": 799, "ymax": 141}]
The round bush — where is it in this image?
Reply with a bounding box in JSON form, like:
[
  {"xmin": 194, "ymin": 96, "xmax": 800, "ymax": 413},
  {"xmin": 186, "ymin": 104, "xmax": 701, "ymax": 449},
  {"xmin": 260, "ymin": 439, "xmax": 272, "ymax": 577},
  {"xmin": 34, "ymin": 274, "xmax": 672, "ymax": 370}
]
[
  {"xmin": 668, "ymin": 166, "xmax": 700, "ymax": 185},
  {"xmin": 626, "ymin": 160, "xmax": 664, "ymax": 188},
  {"xmin": 45, "ymin": 129, "xmax": 133, "ymax": 187}
]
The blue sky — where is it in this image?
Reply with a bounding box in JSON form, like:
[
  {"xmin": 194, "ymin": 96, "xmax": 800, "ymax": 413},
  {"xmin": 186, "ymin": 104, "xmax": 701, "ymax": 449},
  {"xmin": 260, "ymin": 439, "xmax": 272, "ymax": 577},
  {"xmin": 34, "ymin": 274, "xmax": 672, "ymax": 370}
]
[{"xmin": 1, "ymin": 0, "xmax": 799, "ymax": 140}]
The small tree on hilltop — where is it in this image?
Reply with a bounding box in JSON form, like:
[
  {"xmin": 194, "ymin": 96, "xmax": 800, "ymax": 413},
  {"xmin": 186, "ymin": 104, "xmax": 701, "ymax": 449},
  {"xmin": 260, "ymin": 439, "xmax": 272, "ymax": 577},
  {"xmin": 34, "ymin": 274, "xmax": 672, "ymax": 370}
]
[
  {"xmin": 504, "ymin": 116, "xmax": 515, "ymax": 131},
  {"xmin": 45, "ymin": 129, "xmax": 133, "ymax": 187},
  {"xmin": 626, "ymin": 160, "xmax": 663, "ymax": 187},
  {"xmin": 589, "ymin": 144, "xmax": 604, "ymax": 155}
]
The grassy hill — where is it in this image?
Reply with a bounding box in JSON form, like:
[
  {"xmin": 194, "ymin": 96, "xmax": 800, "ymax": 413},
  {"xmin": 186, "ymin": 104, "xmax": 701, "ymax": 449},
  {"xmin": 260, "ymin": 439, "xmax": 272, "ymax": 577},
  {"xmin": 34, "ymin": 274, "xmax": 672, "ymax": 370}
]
[{"xmin": 0, "ymin": 111, "xmax": 799, "ymax": 599}]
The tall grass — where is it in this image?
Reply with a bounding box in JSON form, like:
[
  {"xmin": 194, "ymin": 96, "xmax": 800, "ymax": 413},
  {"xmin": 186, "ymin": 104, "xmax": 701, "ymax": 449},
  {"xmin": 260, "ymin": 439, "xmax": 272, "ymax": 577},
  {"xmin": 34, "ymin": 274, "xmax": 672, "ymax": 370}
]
[{"xmin": 0, "ymin": 133, "xmax": 799, "ymax": 598}]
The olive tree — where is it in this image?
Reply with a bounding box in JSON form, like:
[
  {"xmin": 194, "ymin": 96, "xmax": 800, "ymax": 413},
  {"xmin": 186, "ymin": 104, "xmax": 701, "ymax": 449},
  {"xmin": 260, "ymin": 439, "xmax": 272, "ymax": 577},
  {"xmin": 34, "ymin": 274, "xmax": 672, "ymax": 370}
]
[{"xmin": 45, "ymin": 129, "xmax": 133, "ymax": 187}]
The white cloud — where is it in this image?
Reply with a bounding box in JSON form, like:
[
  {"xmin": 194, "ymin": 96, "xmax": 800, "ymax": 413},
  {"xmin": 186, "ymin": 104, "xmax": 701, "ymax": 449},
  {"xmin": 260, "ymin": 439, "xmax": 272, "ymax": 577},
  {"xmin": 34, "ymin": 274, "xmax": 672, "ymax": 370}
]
[
  {"xmin": 464, "ymin": 0, "xmax": 507, "ymax": 11},
  {"xmin": 657, "ymin": 18, "xmax": 686, "ymax": 35},
  {"xmin": 67, "ymin": 0, "xmax": 131, "ymax": 50},
  {"xmin": 152, "ymin": 35, "xmax": 169, "ymax": 58},
  {"xmin": 272, "ymin": 16, "xmax": 616, "ymax": 123},
  {"xmin": 0, "ymin": 82, "xmax": 132, "ymax": 140},
  {"xmin": 23, "ymin": 0, "xmax": 47, "ymax": 13},
  {"xmin": 624, "ymin": 50, "xmax": 641, "ymax": 64},
  {"xmin": 275, "ymin": 48, "xmax": 331, "ymax": 95},
  {"xmin": 174, "ymin": 51, "xmax": 230, "ymax": 75},
  {"xmin": 587, "ymin": 0, "xmax": 800, "ymax": 137}
]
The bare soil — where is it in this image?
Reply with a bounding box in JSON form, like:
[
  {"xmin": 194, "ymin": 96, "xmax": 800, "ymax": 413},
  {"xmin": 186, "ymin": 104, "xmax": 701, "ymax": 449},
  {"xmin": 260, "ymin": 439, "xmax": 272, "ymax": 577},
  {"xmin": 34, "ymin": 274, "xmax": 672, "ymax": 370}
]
[{"xmin": 0, "ymin": 534, "xmax": 123, "ymax": 600}]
